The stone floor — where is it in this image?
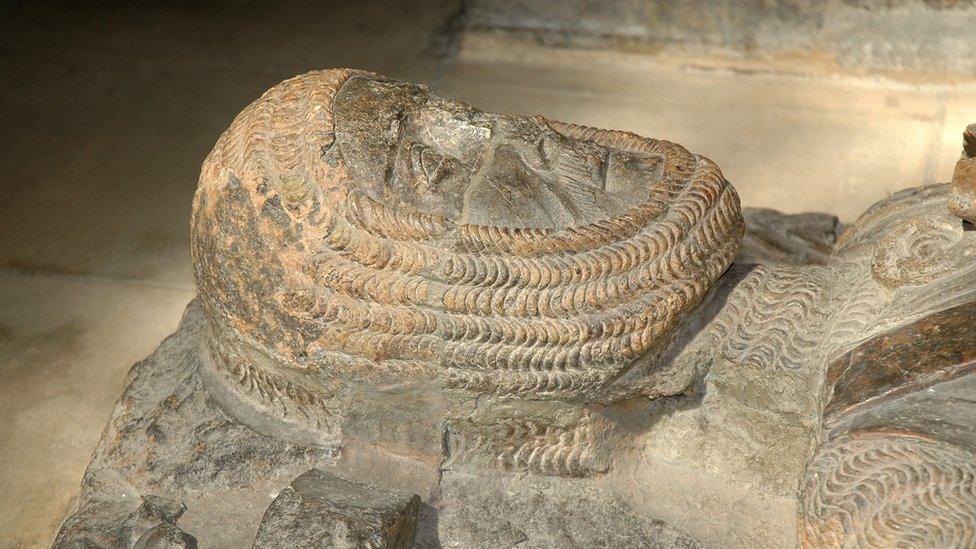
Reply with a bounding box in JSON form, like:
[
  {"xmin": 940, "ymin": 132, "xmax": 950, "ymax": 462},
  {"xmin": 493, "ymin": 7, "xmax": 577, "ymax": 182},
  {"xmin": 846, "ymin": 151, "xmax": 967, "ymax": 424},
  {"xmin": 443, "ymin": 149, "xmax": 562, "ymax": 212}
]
[{"xmin": 1, "ymin": 2, "xmax": 974, "ymax": 547}]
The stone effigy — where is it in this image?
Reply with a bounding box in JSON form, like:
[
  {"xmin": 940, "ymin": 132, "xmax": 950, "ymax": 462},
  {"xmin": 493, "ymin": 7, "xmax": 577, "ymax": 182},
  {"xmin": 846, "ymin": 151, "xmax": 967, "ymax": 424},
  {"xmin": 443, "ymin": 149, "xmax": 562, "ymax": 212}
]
[
  {"xmin": 54, "ymin": 70, "xmax": 976, "ymax": 548},
  {"xmin": 190, "ymin": 68, "xmax": 744, "ymax": 479}
]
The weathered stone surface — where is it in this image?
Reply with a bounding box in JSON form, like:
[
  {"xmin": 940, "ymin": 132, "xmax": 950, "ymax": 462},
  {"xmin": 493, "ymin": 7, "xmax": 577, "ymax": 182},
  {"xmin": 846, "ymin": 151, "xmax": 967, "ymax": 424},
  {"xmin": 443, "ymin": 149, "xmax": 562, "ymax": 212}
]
[
  {"xmin": 623, "ymin": 263, "xmax": 831, "ymax": 547},
  {"xmin": 54, "ymin": 495, "xmax": 196, "ymax": 549},
  {"xmin": 828, "ymin": 184, "xmax": 976, "ymax": 351},
  {"xmin": 53, "ymin": 301, "xmax": 339, "ymax": 547},
  {"xmin": 424, "ymin": 471, "xmax": 700, "ymax": 548},
  {"xmin": 737, "ymin": 207, "xmax": 843, "ymax": 265},
  {"xmin": 253, "ymin": 469, "xmax": 420, "ymax": 549},
  {"xmin": 134, "ymin": 522, "xmax": 197, "ymax": 549}
]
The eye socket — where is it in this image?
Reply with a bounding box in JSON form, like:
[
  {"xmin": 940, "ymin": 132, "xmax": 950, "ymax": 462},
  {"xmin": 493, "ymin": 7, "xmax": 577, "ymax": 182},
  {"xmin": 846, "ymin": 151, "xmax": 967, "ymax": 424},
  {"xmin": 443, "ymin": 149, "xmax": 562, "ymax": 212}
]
[{"xmin": 409, "ymin": 143, "xmax": 449, "ymax": 193}]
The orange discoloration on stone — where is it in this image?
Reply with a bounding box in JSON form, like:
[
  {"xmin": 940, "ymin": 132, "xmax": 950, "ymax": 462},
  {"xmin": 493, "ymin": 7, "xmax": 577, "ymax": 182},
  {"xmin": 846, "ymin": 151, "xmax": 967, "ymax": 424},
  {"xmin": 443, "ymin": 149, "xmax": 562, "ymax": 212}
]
[{"xmin": 948, "ymin": 124, "xmax": 976, "ymax": 224}]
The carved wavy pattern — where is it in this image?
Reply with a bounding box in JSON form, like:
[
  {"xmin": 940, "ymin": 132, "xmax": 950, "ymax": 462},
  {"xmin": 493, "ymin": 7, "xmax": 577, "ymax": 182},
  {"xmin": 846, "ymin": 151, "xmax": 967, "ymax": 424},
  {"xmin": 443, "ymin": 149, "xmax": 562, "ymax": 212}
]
[
  {"xmin": 446, "ymin": 414, "xmax": 606, "ymax": 477},
  {"xmin": 833, "ymin": 184, "xmax": 949, "ymax": 258},
  {"xmin": 328, "ymin": 180, "xmax": 740, "ymax": 316},
  {"xmin": 823, "ymin": 266, "xmax": 888, "ymax": 357},
  {"xmin": 343, "ymin": 189, "xmax": 451, "ymax": 240},
  {"xmin": 800, "ymin": 433, "xmax": 976, "ymax": 548},
  {"xmin": 297, "ymin": 187, "xmax": 738, "ymax": 344},
  {"xmin": 711, "ymin": 265, "xmax": 826, "ymax": 371},
  {"xmin": 302, "ymin": 164, "xmax": 740, "ymax": 382},
  {"xmin": 871, "ymin": 216, "xmax": 966, "ymax": 290},
  {"xmin": 193, "ymin": 69, "xmax": 744, "ymax": 399},
  {"xmin": 203, "ymin": 70, "xmax": 352, "ymax": 200},
  {"xmin": 203, "ymin": 333, "xmax": 341, "ymax": 431}
]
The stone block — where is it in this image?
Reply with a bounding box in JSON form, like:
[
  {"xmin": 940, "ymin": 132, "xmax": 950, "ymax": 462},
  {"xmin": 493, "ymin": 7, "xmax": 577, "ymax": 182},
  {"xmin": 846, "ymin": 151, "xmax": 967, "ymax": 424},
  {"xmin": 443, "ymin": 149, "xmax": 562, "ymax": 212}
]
[{"xmin": 252, "ymin": 470, "xmax": 421, "ymax": 549}]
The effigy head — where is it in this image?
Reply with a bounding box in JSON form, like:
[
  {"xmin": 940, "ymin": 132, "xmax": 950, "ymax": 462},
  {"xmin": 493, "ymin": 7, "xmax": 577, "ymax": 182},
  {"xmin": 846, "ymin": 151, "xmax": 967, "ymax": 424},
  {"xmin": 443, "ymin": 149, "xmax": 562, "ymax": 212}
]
[
  {"xmin": 331, "ymin": 74, "xmax": 668, "ymax": 228},
  {"xmin": 190, "ymin": 69, "xmax": 743, "ymax": 441}
]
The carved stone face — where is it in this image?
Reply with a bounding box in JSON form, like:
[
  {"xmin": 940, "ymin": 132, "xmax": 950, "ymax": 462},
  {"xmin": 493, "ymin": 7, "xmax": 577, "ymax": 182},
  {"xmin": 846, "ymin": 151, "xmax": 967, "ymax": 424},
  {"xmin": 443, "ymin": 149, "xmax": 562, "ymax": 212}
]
[{"xmin": 331, "ymin": 75, "xmax": 657, "ymax": 230}]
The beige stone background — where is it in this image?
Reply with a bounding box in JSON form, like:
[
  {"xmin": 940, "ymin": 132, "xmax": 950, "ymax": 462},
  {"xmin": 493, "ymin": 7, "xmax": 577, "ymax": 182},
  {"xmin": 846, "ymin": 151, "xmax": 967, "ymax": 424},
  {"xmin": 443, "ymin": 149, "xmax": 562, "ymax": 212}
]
[{"xmin": 1, "ymin": 1, "xmax": 975, "ymax": 546}]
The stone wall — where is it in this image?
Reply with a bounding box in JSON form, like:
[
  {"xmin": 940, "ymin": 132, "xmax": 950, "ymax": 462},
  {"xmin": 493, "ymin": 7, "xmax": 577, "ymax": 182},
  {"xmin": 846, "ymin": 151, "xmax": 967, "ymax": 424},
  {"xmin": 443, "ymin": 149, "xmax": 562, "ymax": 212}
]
[{"xmin": 466, "ymin": 0, "xmax": 976, "ymax": 75}]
